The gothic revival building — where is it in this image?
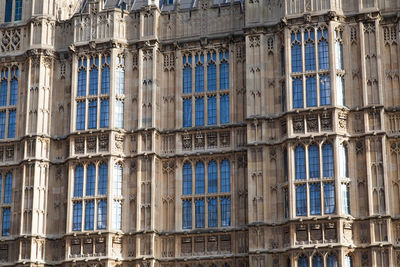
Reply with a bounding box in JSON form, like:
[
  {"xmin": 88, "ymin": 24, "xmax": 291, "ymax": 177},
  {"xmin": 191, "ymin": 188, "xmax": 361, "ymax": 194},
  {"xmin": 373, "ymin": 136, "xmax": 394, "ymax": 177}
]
[{"xmin": 1, "ymin": 0, "xmax": 400, "ymax": 266}]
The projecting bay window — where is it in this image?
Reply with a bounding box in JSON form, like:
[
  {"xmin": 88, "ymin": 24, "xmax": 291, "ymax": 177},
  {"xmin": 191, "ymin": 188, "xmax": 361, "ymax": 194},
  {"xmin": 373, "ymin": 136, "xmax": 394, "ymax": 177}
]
[
  {"xmin": 75, "ymin": 55, "xmax": 110, "ymax": 131},
  {"xmin": 181, "ymin": 159, "xmax": 231, "ymax": 230},
  {"xmin": 290, "ymin": 27, "xmax": 338, "ymax": 109},
  {"xmin": 71, "ymin": 163, "xmax": 108, "ymax": 232},
  {"xmin": 294, "ymin": 143, "xmax": 338, "ymax": 217},
  {"xmin": 182, "ymin": 50, "xmax": 230, "ymax": 128},
  {"xmin": 0, "ymin": 67, "xmax": 18, "ymax": 139}
]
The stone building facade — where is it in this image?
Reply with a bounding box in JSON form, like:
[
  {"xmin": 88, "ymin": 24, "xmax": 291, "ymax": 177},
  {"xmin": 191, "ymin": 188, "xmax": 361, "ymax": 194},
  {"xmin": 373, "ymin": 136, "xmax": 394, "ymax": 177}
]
[{"xmin": 0, "ymin": 0, "xmax": 400, "ymax": 266}]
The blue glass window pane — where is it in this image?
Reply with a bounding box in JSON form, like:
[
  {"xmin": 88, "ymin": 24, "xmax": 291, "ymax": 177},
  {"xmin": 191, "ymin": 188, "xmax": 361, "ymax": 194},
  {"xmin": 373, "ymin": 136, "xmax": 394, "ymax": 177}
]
[
  {"xmin": 324, "ymin": 182, "xmax": 335, "ymax": 214},
  {"xmin": 327, "ymin": 254, "xmax": 338, "ymax": 267},
  {"xmin": 113, "ymin": 163, "xmax": 122, "ymax": 196},
  {"xmin": 195, "ymin": 97, "xmax": 204, "ymax": 126},
  {"xmin": 77, "ymin": 69, "xmax": 86, "ymax": 96},
  {"xmin": 3, "ymin": 173, "xmax": 12, "ymax": 204},
  {"xmin": 207, "ymin": 96, "xmax": 217, "ymax": 125},
  {"xmin": 183, "ymin": 66, "xmax": 192, "ymax": 94},
  {"xmin": 208, "ymin": 198, "xmax": 217, "ymax": 227},
  {"xmin": 320, "ymin": 74, "xmax": 331, "ymax": 105},
  {"xmin": 308, "ymin": 145, "xmax": 320, "ymax": 178},
  {"xmin": 84, "ymin": 201, "xmax": 94, "ymax": 230},
  {"xmin": 195, "ymin": 162, "xmax": 205, "ymax": 194},
  {"xmin": 208, "ymin": 161, "xmax": 217, "ymax": 193},
  {"xmin": 14, "ymin": 0, "xmax": 22, "ymax": 21},
  {"xmin": 296, "ymin": 184, "xmax": 307, "ymax": 216},
  {"xmin": 312, "ymin": 255, "xmax": 323, "ymax": 267},
  {"xmin": 0, "ymin": 80, "xmax": 7, "ymax": 107},
  {"xmin": 195, "ymin": 65, "xmax": 204, "ymax": 92},
  {"xmin": 9, "ymin": 79, "xmax": 17, "ymax": 106},
  {"xmin": 293, "ymin": 78, "xmax": 303, "ymax": 108},
  {"xmin": 295, "ymin": 146, "xmax": 306, "ymax": 180},
  {"xmin": 207, "ymin": 63, "xmax": 216, "ymax": 91},
  {"xmin": 89, "ymin": 68, "xmax": 98, "ymax": 95},
  {"xmin": 221, "ymin": 159, "xmax": 230, "ymax": 193},
  {"xmin": 182, "ymin": 199, "xmax": 192, "ymax": 229},
  {"xmin": 112, "ymin": 200, "xmax": 122, "ymax": 230},
  {"xmin": 323, "ymin": 143, "xmax": 334, "ymax": 177},
  {"xmin": 183, "ymin": 98, "xmax": 192, "ymax": 127},
  {"xmin": 310, "ymin": 183, "xmax": 321, "ymax": 215},
  {"xmin": 0, "ymin": 111, "xmax": 5, "ymax": 139},
  {"xmin": 220, "ymin": 61, "xmax": 229, "ymax": 90},
  {"xmin": 114, "ymin": 100, "xmax": 124, "ymax": 128},
  {"xmin": 305, "ymin": 42, "xmax": 316, "ymax": 71},
  {"xmin": 291, "ymin": 42, "xmax": 302, "ymax": 72},
  {"xmin": 7, "ymin": 110, "xmax": 16, "ymax": 138},
  {"xmin": 183, "ymin": 162, "xmax": 192, "ymax": 195},
  {"xmin": 86, "ymin": 164, "xmax": 95, "ymax": 196},
  {"xmin": 97, "ymin": 200, "xmax": 107, "ymax": 229},
  {"xmin": 98, "ymin": 163, "xmax": 108, "ymax": 195},
  {"xmin": 115, "ymin": 68, "xmax": 125, "ymax": 95},
  {"xmin": 220, "ymin": 197, "xmax": 231, "ymax": 227},
  {"xmin": 100, "ymin": 99, "xmax": 109, "ymax": 128},
  {"xmin": 2, "ymin": 208, "xmax": 10, "ymax": 236},
  {"xmin": 318, "ymin": 39, "xmax": 329, "ymax": 70},
  {"xmin": 76, "ymin": 101, "xmax": 85, "ymax": 130},
  {"xmin": 101, "ymin": 66, "xmax": 110, "ymax": 94},
  {"xmin": 4, "ymin": 0, "xmax": 12, "ymax": 22},
  {"xmin": 220, "ymin": 94, "xmax": 229, "ymax": 124},
  {"xmin": 88, "ymin": 100, "xmax": 97, "ymax": 129},
  {"xmin": 306, "ymin": 76, "xmax": 317, "ymax": 107},
  {"xmin": 298, "ymin": 255, "xmax": 308, "ymax": 267},
  {"xmin": 74, "ymin": 166, "xmax": 84, "ymax": 197},
  {"xmin": 72, "ymin": 202, "xmax": 82, "ymax": 231},
  {"xmin": 195, "ymin": 199, "xmax": 205, "ymax": 228}
]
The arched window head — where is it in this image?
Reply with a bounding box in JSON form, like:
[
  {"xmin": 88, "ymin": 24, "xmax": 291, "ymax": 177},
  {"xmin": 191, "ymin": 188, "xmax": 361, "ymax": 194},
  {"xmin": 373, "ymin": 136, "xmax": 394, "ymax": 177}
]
[
  {"xmin": 195, "ymin": 63, "xmax": 204, "ymax": 93},
  {"xmin": 207, "ymin": 62, "xmax": 216, "ymax": 91},
  {"xmin": 221, "ymin": 159, "xmax": 230, "ymax": 193},
  {"xmin": 74, "ymin": 165, "xmax": 84, "ymax": 197},
  {"xmin": 318, "ymin": 28, "xmax": 329, "ymax": 70},
  {"xmin": 291, "ymin": 32, "xmax": 302, "ymax": 73},
  {"xmin": 183, "ymin": 66, "xmax": 192, "ymax": 94},
  {"xmin": 327, "ymin": 254, "xmax": 338, "ymax": 267},
  {"xmin": 86, "ymin": 164, "xmax": 95, "ymax": 196},
  {"xmin": 308, "ymin": 144, "xmax": 320, "ymax": 178},
  {"xmin": 298, "ymin": 255, "xmax": 309, "ymax": 267},
  {"xmin": 183, "ymin": 162, "xmax": 192, "ymax": 195},
  {"xmin": 195, "ymin": 162, "xmax": 205, "ymax": 194},
  {"xmin": 208, "ymin": 160, "xmax": 217, "ymax": 193},
  {"xmin": 340, "ymin": 143, "xmax": 349, "ymax": 178},
  {"xmin": 295, "ymin": 146, "xmax": 306, "ymax": 180},
  {"xmin": 4, "ymin": 173, "xmax": 12, "ymax": 204},
  {"xmin": 323, "ymin": 143, "xmax": 334, "ymax": 177},
  {"xmin": 98, "ymin": 162, "xmax": 108, "ymax": 195},
  {"xmin": 312, "ymin": 254, "xmax": 323, "ymax": 267},
  {"xmin": 113, "ymin": 163, "xmax": 123, "ymax": 196},
  {"xmin": 304, "ymin": 29, "xmax": 316, "ymax": 71}
]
